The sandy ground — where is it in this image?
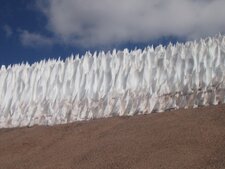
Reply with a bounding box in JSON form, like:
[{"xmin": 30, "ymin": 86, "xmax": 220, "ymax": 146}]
[{"xmin": 0, "ymin": 105, "xmax": 225, "ymax": 169}]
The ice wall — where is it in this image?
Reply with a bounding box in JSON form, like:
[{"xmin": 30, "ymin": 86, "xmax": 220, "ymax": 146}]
[{"xmin": 1, "ymin": 35, "xmax": 225, "ymax": 128}]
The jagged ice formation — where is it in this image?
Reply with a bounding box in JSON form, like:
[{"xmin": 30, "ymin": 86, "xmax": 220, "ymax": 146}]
[{"xmin": 1, "ymin": 35, "xmax": 225, "ymax": 128}]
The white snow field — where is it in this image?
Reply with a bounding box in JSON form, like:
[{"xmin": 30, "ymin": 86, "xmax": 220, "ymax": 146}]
[{"xmin": 0, "ymin": 35, "xmax": 225, "ymax": 128}]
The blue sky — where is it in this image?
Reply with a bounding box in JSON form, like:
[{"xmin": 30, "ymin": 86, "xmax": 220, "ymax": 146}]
[
  {"xmin": 0, "ymin": 0, "xmax": 84, "ymax": 66},
  {"xmin": 1, "ymin": 0, "xmax": 225, "ymax": 66}
]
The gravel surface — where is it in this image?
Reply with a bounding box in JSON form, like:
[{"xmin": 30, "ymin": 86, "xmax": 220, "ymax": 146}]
[{"xmin": 0, "ymin": 105, "xmax": 225, "ymax": 169}]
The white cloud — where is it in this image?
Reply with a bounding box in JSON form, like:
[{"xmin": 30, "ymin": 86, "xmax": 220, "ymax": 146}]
[
  {"xmin": 3, "ymin": 25, "xmax": 13, "ymax": 37},
  {"xmin": 20, "ymin": 30, "xmax": 53, "ymax": 47},
  {"xmin": 35, "ymin": 0, "xmax": 225, "ymax": 47}
]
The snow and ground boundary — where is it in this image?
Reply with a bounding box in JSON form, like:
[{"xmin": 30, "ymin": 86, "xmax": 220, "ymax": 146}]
[{"xmin": 0, "ymin": 35, "xmax": 225, "ymax": 128}]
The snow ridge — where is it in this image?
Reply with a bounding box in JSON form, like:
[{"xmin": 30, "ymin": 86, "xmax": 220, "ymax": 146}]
[{"xmin": 1, "ymin": 35, "xmax": 225, "ymax": 128}]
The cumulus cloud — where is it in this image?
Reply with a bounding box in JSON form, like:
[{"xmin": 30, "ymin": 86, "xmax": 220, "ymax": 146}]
[
  {"xmin": 35, "ymin": 0, "xmax": 225, "ymax": 47},
  {"xmin": 20, "ymin": 30, "xmax": 53, "ymax": 47},
  {"xmin": 3, "ymin": 25, "xmax": 13, "ymax": 37}
]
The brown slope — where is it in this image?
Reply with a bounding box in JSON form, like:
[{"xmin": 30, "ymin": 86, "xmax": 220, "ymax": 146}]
[{"xmin": 0, "ymin": 105, "xmax": 225, "ymax": 169}]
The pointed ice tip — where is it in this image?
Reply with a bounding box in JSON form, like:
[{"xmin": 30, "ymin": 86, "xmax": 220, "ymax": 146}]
[
  {"xmin": 155, "ymin": 44, "xmax": 163, "ymax": 52},
  {"xmin": 85, "ymin": 51, "xmax": 91, "ymax": 56},
  {"xmin": 106, "ymin": 51, "xmax": 111, "ymax": 56},
  {"xmin": 97, "ymin": 51, "xmax": 102, "ymax": 57},
  {"xmin": 124, "ymin": 48, "xmax": 129, "ymax": 53},
  {"xmin": 93, "ymin": 51, "xmax": 97, "ymax": 57},
  {"xmin": 75, "ymin": 54, "xmax": 79, "ymax": 59},
  {"xmin": 168, "ymin": 42, "xmax": 173, "ymax": 47},
  {"xmin": 65, "ymin": 57, "xmax": 70, "ymax": 62},
  {"xmin": 200, "ymin": 38, "xmax": 205, "ymax": 43},
  {"xmin": 205, "ymin": 36, "xmax": 212, "ymax": 43},
  {"xmin": 112, "ymin": 49, "xmax": 117, "ymax": 55},
  {"xmin": 1, "ymin": 65, "xmax": 6, "ymax": 71}
]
